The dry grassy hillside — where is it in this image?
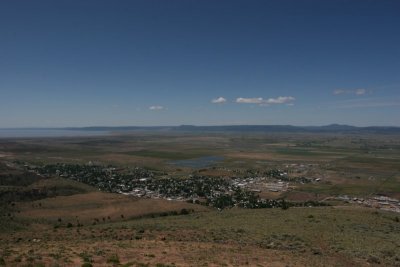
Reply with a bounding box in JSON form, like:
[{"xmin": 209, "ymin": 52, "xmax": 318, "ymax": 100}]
[{"xmin": 16, "ymin": 191, "xmax": 209, "ymax": 224}]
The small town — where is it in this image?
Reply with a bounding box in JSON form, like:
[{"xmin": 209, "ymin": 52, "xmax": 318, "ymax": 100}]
[
  {"xmin": 13, "ymin": 161, "xmax": 399, "ymax": 213},
  {"xmin": 19, "ymin": 161, "xmax": 327, "ymax": 209}
]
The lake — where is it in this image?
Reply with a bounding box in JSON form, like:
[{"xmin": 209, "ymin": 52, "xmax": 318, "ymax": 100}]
[{"xmin": 169, "ymin": 156, "xmax": 224, "ymax": 168}]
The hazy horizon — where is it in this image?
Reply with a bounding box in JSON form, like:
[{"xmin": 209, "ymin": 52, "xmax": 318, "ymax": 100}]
[{"xmin": 1, "ymin": 123, "xmax": 400, "ymax": 130}]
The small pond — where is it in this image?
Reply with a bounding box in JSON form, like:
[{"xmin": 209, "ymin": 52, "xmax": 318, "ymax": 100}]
[{"xmin": 169, "ymin": 156, "xmax": 224, "ymax": 169}]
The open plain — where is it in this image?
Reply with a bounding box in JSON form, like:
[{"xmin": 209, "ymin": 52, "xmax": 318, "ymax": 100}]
[{"xmin": 1, "ymin": 131, "xmax": 400, "ymax": 266}]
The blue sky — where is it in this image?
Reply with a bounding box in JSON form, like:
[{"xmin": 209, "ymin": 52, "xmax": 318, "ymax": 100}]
[{"xmin": 1, "ymin": 0, "xmax": 399, "ymax": 127}]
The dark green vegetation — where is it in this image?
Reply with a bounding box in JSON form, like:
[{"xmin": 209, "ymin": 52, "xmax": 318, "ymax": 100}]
[{"xmin": 0, "ymin": 131, "xmax": 400, "ymax": 266}]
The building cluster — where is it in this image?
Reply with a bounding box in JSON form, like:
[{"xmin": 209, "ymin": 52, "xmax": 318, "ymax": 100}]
[
  {"xmin": 21, "ymin": 162, "xmax": 326, "ymax": 210},
  {"xmin": 337, "ymin": 195, "xmax": 400, "ymax": 213}
]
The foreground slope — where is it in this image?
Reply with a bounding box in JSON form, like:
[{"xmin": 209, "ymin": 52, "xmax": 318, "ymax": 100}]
[{"xmin": 1, "ymin": 204, "xmax": 399, "ymax": 266}]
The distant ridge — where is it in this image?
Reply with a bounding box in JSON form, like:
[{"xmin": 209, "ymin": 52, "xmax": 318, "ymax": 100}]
[{"xmin": 62, "ymin": 124, "xmax": 400, "ymax": 134}]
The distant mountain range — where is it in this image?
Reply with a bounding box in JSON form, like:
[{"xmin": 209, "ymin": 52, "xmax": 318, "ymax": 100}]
[{"xmin": 61, "ymin": 124, "xmax": 400, "ymax": 134}]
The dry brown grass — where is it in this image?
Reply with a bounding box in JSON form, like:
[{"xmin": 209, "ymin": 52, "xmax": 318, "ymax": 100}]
[
  {"xmin": 226, "ymin": 152, "xmax": 278, "ymax": 160},
  {"xmin": 93, "ymin": 153, "xmax": 165, "ymax": 166},
  {"xmin": 0, "ymin": 238, "xmax": 366, "ymax": 267},
  {"xmin": 226, "ymin": 151, "xmax": 336, "ymax": 162},
  {"xmin": 16, "ymin": 192, "xmax": 209, "ymax": 224},
  {"xmin": 283, "ymin": 191, "xmax": 328, "ymax": 202}
]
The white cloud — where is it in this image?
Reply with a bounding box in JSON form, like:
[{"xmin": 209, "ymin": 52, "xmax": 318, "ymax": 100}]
[
  {"xmin": 149, "ymin": 105, "xmax": 164, "ymax": 110},
  {"xmin": 333, "ymin": 88, "xmax": 367, "ymax": 96},
  {"xmin": 355, "ymin": 88, "xmax": 366, "ymax": 95},
  {"xmin": 265, "ymin": 96, "xmax": 295, "ymax": 104},
  {"xmin": 236, "ymin": 96, "xmax": 295, "ymax": 105},
  {"xmin": 236, "ymin": 97, "xmax": 264, "ymax": 104},
  {"xmin": 333, "ymin": 89, "xmax": 346, "ymax": 95},
  {"xmin": 211, "ymin": 97, "xmax": 227, "ymax": 104}
]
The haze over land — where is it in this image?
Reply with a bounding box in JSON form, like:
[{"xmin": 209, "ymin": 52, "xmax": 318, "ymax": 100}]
[{"xmin": 2, "ymin": 124, "xmax": 400, "ymax": 139}]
